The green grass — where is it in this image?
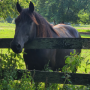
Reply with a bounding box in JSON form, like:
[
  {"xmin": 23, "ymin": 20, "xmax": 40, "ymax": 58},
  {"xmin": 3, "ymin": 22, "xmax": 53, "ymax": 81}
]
[
  {"xmin": 0, "ymin": 22, "xmax": 15, "ymax": 38},
  {"xmin": 73, "ymin": 24, "xmax": 90, "ymax": 33},
  {"xmin": 77, "ymin": 29, "xmax": 90, "ymax": 33},
  {"xmin": 73, "ymin": 24, "xmax": 90, "ymax": 73},
  {"xmin": 81, "ymin": 34, "xmax": 90, "ymax": 38},
  {"xmin": 77, "ymin": 49, "xmax": 90, "ymax": 73},
  {"xmin": 0, "ymin": 22, "xmax": 15, "ymax": 27},
  {"xmin": 0, "ymin": 29, "xmax": 14, "ymax": 38},
  {"xmin": 73, "ymin": 24, "xmax": 90, "ymax": 28},
  {"xmin": 0, "ymin": 22, "xmax": 90, "ymax": 73}
]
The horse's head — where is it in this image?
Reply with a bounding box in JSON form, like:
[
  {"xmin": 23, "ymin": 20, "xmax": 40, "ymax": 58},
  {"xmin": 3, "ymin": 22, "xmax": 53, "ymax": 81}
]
[{"xmin": 11, "ymin": 2, "xmax": 37, "ymax": 53}]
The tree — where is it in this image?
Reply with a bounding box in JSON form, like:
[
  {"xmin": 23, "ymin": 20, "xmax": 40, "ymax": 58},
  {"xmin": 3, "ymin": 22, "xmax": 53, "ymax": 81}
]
[
  {"xmin": 0, "ymin": 0, "xmax": 16, "ymax": 19},
  {"xmin": 78, "ymin": 9, "xmax": 90, "ymax": 24},
  {"xmin": 33, "ymin": 0, "xmax": 89, "ymax": 24},
  {"xmin": 0, "ymin": 0, "xmax": 30, "ymax": 19},
  {"xmin": 0, "ymin": 0, "xmax": 90, "ymax": 24}
]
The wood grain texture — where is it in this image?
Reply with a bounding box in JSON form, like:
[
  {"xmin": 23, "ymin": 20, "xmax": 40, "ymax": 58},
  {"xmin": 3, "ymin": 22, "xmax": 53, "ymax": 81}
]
[{"xmin": 0, "ymin": 38, "xmax": 90, "ymax": 49}]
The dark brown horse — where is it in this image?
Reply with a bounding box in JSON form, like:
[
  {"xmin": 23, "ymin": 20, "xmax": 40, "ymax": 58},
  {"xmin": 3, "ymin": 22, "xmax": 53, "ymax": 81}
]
[{"xmin": 11, "ymin": 1, "xmax": 81, "ymax": 71}]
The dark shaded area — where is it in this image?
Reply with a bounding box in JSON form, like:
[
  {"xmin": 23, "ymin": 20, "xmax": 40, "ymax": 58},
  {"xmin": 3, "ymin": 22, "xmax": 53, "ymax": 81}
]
[
  {"xmin": 0, "ymin": 38, "xmax": 90, "ymax": 49},
  {"xmin": 80, "ymin": 32, "xmax": 90, "ymax": 35}
]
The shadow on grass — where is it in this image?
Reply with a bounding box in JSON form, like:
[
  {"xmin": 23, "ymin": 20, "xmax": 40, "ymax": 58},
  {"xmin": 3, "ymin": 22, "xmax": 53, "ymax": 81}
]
[{"xmin": 86, "ymin": 30, "xmax": 90, "ymax": 33}]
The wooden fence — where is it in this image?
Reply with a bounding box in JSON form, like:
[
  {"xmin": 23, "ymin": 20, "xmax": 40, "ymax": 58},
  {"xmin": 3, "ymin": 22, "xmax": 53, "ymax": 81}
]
[{"xmin": 0, "ymin": 38, "xmax": 90, "ymax": 85}]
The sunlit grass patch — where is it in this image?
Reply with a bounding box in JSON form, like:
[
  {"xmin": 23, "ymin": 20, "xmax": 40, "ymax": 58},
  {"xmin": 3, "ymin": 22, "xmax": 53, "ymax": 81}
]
[
  {"xmin": 77, "ymin": 49, "xmax": 90, "ymax": 73},
  {"xmin": 0, "ymin": 30, "xmax": 14, "ymax": 38},
  {"xmin": 80, "ymin": 34, "xmax": 90, "ymax": 38},
  {"xmin": 77, "ymin": 29, "xmax": 90, "ymax": 33},
  {"xmin": 0, "ymin": 22, "xmax": 15, "ymax": 27}
]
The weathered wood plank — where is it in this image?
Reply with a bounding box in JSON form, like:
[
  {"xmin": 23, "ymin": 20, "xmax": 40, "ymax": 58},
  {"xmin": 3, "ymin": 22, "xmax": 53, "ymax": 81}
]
[
  {"xmin": 6, "ymin": 70, "xmax": 90, "ymax": 85},
  {"xmin": 0, "ymin": 38, "xmax": 90, "ymax": 49},
  {"xmin": 0, "ymin": 38, "xmax": 12, "ymax": 48}
]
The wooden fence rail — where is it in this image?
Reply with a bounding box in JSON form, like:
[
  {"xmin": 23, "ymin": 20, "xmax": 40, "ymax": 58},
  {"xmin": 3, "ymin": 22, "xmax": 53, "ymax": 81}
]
[
  {"xmin": 0, "ymin": 38, "xmax": 90, "ymax": 85},
  {"xmin": 1, "ymin": 69, "xmax": 90, "ymax": 85},
  {"xmin": 0, "ymin": 38, "xmax": 90, "ymax": 49}
]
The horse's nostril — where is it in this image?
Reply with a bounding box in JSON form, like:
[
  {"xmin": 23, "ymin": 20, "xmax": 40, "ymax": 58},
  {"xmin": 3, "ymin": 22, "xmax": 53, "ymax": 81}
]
[
  {"xmin": 11, "ymin": 42, "xmax": 22, "ymax": 53},
  {"xmin": 16, "ymin": 44, "xmax": 21, "ymax": 49}
]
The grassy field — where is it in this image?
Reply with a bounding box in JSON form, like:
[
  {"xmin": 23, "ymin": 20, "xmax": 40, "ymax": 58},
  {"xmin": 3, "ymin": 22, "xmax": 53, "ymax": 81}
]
[
  {"xmin": 0, "ymin": 22, "xmax": 15, "ymax": 38},
  {"xmin": 0, "ymin": 22, "xmax": 90, "ymax": 74},
  {"xmin": 0, "ymin": 22, "xmax": 90, "ymax": 38}
]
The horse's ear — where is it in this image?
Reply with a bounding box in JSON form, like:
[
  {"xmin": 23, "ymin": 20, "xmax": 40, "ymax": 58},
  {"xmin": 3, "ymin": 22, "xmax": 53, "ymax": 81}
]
[
  {"xmin": 16, "ymin": 2, "xmax": 22, "ymax": 13},
  {"xmin": 29, "ymin": 1, "xmax": 34, "ymax": 13}
]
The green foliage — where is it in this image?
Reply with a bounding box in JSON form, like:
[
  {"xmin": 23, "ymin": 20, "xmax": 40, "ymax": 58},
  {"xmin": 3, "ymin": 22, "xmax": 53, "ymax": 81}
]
[
  {"xmin": 0, "ymin": 48, "xmax": 90, "ymax": 89},
  {"xmin": 61, "ymin": 50, "xmax": 90, "ymax": 89},
  {"xmin": 78, "ymin": 9, "xmax": 90, "ymax": 24},
  {"xmin": 0, "ymin": 18, "xmax": 5, "ymax": 23},
  {"xmin": 62, "ymin": 50, "xmax": 84, "ymax": 73},
  {"xmin": 0, "ymin": 0, "xmax": 30, "ymax": 19},
  {"xmin": 1, "ymin": 0, "xmax": 90, "ymax": 24},
  {"xmin": 0, "ymin": 0, "xmax": 17, "ymax": 19},
  {"xmin": 33, "ymin": 0, "xmax": 90, "ymax": 24},
  {"xmin": 44, "ymin": 60, "xmax": 53, "ymax": 72},
  {"xmin": 0, "ymin": 48, "xmax": 35, "ymax": 90}
]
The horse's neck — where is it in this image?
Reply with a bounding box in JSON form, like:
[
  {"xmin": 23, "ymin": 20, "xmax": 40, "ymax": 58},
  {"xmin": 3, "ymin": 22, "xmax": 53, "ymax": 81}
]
[{"xmin": 31, "ymin": 22, "xmax": 37, "ymax": 38}]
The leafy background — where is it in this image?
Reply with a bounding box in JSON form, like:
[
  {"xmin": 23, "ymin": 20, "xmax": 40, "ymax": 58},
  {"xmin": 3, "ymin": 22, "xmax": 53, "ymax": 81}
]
[{"xmin": 0, "ymin": 0, "xmax": 90, "ymax": 24}]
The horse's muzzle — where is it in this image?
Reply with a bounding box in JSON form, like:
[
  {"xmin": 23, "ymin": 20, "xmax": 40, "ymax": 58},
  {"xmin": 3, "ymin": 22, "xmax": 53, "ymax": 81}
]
[{"xmin": 10, "ymin": 41, "xmax": 22, "ymax": 53}]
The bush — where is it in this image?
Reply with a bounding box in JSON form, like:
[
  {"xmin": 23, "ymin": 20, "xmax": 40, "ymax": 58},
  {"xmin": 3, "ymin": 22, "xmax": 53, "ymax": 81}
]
[
  {"xmin": 0, "ymin": 49, "xmax": 35, "ymax": 90},
  {"xmin": 0, "ymin": 49, "xmax": 90, "ymax": 90}
]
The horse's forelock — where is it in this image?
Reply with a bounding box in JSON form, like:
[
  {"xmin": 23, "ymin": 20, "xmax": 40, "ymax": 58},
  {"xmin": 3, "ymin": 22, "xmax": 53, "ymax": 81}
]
[{"xmin": 29, "ymin": 13, "xmax": 39, "ymax": 25}]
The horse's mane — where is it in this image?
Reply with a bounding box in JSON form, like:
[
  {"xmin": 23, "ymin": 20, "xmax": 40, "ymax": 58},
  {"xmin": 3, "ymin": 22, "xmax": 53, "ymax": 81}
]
[{"xmin": 29, "ymin": 11, "xmax": 59, "ymax": 37}]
